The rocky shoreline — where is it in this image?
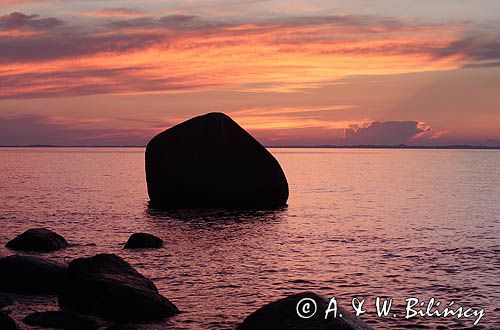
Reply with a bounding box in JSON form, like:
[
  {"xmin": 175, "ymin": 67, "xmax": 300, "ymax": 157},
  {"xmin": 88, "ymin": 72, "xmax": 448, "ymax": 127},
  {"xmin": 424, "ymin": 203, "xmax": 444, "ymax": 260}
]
[{"xmin": 0, "ymin": 227, "xmax": 372, "ymax": 330}]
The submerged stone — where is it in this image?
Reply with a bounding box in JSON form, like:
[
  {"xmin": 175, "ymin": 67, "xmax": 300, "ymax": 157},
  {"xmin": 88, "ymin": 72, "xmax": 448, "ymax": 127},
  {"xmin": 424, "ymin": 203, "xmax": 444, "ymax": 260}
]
[
  {"xmin": 124, "ymin": 233, "xmax": 163, "ymax": 249},
  {"xmin": 6, "ymin": 228, "xmax": 68, "ymax": 252},
  {"xmin": 23, "ymin": 310, "xmax": 98, "ymax": 330}
]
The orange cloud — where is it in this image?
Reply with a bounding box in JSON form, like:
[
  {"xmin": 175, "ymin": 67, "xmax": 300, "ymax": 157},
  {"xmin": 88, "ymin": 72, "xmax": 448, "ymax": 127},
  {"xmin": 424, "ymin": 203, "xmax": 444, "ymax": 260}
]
[{"xmin": 0, "ymin": 12, "xmax": 497, "ymax": 99}]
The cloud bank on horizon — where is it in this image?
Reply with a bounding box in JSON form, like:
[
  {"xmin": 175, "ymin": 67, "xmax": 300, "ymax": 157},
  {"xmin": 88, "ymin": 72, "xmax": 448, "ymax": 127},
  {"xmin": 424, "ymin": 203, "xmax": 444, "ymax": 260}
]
[{"xmin": 0, "ymin": 0, "xmax": 499, "ymax": 146}]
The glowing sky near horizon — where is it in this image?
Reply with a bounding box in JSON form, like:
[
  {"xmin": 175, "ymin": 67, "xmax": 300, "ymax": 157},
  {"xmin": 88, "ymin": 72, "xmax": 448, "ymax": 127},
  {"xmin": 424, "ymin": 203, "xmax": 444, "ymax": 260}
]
[{"xmin": 1, "ymin": 0, "xmax": 499, "ymax": 145}]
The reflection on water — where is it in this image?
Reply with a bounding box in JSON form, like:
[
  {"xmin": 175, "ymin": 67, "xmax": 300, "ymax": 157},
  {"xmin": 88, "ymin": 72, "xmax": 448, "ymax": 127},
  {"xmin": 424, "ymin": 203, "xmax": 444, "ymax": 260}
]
[
  {"xmin": 0, "ymin": 147, "xmax": 499, "ymax": 329},
  {"xmin": 146, "ymin": 206, "xmax": 288, "ymax": 224}
]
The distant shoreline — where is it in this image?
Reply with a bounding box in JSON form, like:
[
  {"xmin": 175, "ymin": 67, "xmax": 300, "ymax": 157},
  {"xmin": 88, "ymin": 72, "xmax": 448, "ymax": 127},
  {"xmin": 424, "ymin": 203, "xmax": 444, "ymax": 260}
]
[{"xmin": 0, "ymin": 145, "xmax": 499, "ymax": 150}]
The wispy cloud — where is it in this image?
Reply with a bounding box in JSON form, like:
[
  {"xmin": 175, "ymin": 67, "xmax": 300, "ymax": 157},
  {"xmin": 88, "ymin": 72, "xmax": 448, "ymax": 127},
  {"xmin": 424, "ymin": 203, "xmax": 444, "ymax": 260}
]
[
  {"xmin": 0, "ymin": 114, "xmax": 162, "ymax": 145},
  {"xmin": 0, "ymin": 12, "xmax": 62, "ymax": 30},
  {"xmin": 1, "ymin": 12, "xmax": 499, "ymax": 99},
  {"xmin": 94, "ymin": 8, "xmax": 146, "ymax": 18}
]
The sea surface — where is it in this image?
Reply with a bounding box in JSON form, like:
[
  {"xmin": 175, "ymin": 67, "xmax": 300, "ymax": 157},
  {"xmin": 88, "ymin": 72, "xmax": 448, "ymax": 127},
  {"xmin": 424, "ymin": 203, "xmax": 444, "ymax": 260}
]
[{"xmin": 0, "ymin": 148, "xmax": 499, "ymax": 329}]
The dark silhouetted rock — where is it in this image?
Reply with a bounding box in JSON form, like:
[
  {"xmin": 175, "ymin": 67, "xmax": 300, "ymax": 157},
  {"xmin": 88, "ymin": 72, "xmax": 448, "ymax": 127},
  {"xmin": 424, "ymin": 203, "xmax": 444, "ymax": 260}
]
[
  {"xmin": 0, "ymin": 294, "xmax": 15, "ymax": 309},
  {"xmin": 94, "ymin": 284, "xmax": 179, "ymax": 322},
  {"xmin": 124, "ymin": 233, "xmax": 163, "ymax": 249},
  {"xmin": 6, "ymin": 228, "xmax": 68, "ymax": 252},
  {"xmin": 59, "ymin": 253, "xmax": 179, "ymax": 322},
  {"xmin": 0, "ymin": 311, "xmax": 20, "ymax": 330},
  {"xmin": 0, "ymin": 255, "xmax": 67, "ymax": 294},
  {"xmin": 23, "ymin": 311, "xmax": 98, "ymax": 330},
  {"xmin": 102, "ymin": 325, "xmax": 138, "ymax": 330},
  {"xmin": 146, "ymin": 112, "xmax": 289, "ymax": 209},
  {"xmin": 237, "ymin": 292, "xmax": 372, "ymax": 330}
]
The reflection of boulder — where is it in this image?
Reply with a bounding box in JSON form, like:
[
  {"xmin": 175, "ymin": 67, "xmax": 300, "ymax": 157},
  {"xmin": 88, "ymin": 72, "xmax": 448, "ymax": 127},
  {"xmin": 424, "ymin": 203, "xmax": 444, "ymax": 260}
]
[
  {"xmin": 124, "ymin": 233, "xmax": 163, "ymax": 249},
  {"xmin": 6, "ymin": 228, "xmax": 68, "ymax": 252},
  {"xmin": 23, "ymin": 311, "xmax": 98, "ymax": 330},
  {"xmin": 59, "ymin": 254, "xmax": 179, "ymax": 322},
  {"xmin": 0, "ymin": 255, "xmax": 67, "ymax": 294},
  {"xmin": 146, "ymin": 112, "xmax": 289, "ymax": 209},
  {"xmin": 238, "ymin": 292, "xmax": 372, "ymax": 330}
]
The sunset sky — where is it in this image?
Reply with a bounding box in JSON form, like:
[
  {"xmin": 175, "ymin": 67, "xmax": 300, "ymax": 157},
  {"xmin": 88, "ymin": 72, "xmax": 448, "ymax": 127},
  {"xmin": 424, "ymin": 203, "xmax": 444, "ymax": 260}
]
[{"xmin": 1, "ymin": 0, "xmax": 499, "ymax": 146}]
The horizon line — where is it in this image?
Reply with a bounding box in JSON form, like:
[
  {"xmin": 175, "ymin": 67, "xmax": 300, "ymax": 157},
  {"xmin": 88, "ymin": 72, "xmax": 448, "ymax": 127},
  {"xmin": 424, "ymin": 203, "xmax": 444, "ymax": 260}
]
[{"xmin": 0, "ymin": 144, "xmax": 499, "ymax": 150}]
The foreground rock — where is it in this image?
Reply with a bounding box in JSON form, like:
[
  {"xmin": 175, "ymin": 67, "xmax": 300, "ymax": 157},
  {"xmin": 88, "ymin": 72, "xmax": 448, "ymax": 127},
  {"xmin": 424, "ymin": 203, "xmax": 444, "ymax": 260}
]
[
  {"xmin": 59, "ymin": 253, "xmax": 179, "ymax": 322},
  {"xmin": 23, "ymin": 311, "xmax": 98, "ymax": 330},
  {"xmin": 6, "ymin": 228, "xmax": 68, "ymax": 252},
  {"xmin": 0, "ymin": 311, "xmax": 20, "ymax": 330},
  {"xmin": 237, "ymin": 292, "xmax": 372, "ymax": 330},
  {"xmin": 124, "ymin": 233, "xmax": 163, "ymax": 249},
  {"xmin": 102, "ymin": 325, "xmax": 138, "ymax": 330},
  {"xmin": 146, "ymin": 112, "xmax": 289, "ymax": 208},
  {"xmin": 0, "ymin": 294, "xmax": 15, "ymax": 309},
  {"xmin": 0, "ymin": 255, "xmax": 67, "ymax": 294}
]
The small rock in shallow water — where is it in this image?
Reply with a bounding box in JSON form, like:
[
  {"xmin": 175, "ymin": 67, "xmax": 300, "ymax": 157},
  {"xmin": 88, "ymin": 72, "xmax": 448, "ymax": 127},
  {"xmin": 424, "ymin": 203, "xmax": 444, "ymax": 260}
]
[
  {"xmin": 0, "ymin": 311, "xmax": 20, "ymax": 330},
  {"xmin": 6, "ymin": 228, "xmax": 68, "ymax": 252},
  {"xmin": 59, "ymin": 253, "xmax": 179, "ymax": 322},
  {"xmin": 0, "ymin": 255, "xmax": 67, "ymax": 294},
  {"xmin": 124, "ymin": 233, "xmax": 163, "ymax": 249},
  {"xmin": 23, "ymin": 310, "xmax": 98, "ymax": 330},
  {"xmin": 237, "ymin": 291, "xmax": 372, "ymax": 330}
]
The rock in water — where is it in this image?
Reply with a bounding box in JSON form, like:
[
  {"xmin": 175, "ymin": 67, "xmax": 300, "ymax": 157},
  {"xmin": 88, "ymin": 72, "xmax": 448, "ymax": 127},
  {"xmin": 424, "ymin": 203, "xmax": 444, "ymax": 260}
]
[
  {"xmin": 145, "ymin": 112, "xmax": 289, "ymax": 208},
  {"xmin": 59, "ymin": 254, "xmax": 179, "ymax": 322},
  {"xmin": 6, "ymin": 228, "xmax": 68, "ymax": 252},
  {"xmin": 93, "ymin": 284, "xmax": 178, "ymax": 322},
  {"xmin": 23, "ymin": 311, "xmax": 98, "ymax": 330},
  {"xmin": 0, "ymin": 255, "xmax": 67, "ymax": 294},
  {"xmin": 0, "ymin": 311, "xmax": 20, "ymax": 330},
  {"xmin": 0, "ymin": 294, "xmax": 15, "ymax": 309},
  {"xmin": 124, "ymin": 233, "xmax": 163, "ymax": 249},
  {"xmin": 237, "ymin": 292, "xmax": 372, "ymax": 330}
]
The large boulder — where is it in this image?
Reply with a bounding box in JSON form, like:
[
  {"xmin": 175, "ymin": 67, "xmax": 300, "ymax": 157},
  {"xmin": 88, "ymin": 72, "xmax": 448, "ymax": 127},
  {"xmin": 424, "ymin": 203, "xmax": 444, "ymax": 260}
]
[
  {"xmin": 145, "ymin": 112, "xmax": 289, "ymax": 208},
  {"xmin": 23, "ymin": 311, "xmax": 98, "ymax": 330},
  {"xmin": 0, "ymin": 255, "xmax": 67, "ymax": 294},
  {"xmin": 6, "ymin": 228, "xmax": 68, "ymax": 252},
  {"xmin": 124, "ymin": 233, "xmax": 163, "ymax": 249},
  {"xmin": 59, "ymin": 253, "xmax": 179, "ymax": 322},
  {"xmin": 237, "ymin": 292, "xmax": 372, "ymax": 330},
  {"xmin": 0, "ymin": 311, "xmax": 20, "ymax": 330},
  {"xmin": 93, "ymin": 284, "xmax": 178, "ymax": 322}
]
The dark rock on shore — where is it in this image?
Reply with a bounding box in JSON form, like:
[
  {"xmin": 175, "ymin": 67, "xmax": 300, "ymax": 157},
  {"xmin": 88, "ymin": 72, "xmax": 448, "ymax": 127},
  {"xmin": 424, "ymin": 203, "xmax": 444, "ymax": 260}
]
[
  {"xmin": 0, "ymin": 255, "xmax": 67, "ymax": 294},
  {"xmin": 237, "ymin": 292, "xmax": 372, "ymax": 330},
  {"xmin": 59, "ymin": 253, "xmax": 179, "ymax": 322},
  {"xmin": 124, "ymin": 233, "xmax": 163, "ymax": 249},
  {"xmin": 6, "ymin": 228, "xmax": 68, "ymax": 252},
  {"xmin": 0, "ymin": 311, "xmax": 21, "ymax": 330},
  {"xmin": 146, "ymin": 112, "xmax": 289, "ymax": 209},
  {"xmin": 23, "ymin": 310, "xmax": 98, "ymax": 330}
]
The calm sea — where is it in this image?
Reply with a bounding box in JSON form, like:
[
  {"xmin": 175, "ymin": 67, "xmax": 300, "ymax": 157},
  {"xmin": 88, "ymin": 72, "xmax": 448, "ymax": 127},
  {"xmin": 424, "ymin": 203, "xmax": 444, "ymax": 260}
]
[{"xmin": 0, "ymin": 148, "xmax": 499, "ymax": 329}]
